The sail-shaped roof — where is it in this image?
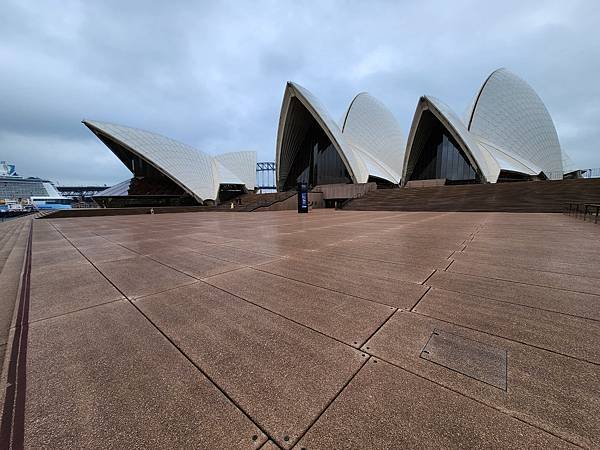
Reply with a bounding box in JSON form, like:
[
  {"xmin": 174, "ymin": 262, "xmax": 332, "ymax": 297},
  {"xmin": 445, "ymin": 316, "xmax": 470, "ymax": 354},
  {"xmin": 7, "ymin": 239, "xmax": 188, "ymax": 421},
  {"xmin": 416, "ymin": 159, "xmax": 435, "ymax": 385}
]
[
  {"xmin": 465, "ymin": 68, "xmax": 563, "ymax": 179},
  {"xmin": 84, "ymin": 120, "xmax": 255, "ymax": 201},
  {"xmin": 276, "ymin": 82, "xmax": 404, "ymax": 189},
  {"xmin": 403, "ymin": 68, "xmax": 563, "ymax": 184}
]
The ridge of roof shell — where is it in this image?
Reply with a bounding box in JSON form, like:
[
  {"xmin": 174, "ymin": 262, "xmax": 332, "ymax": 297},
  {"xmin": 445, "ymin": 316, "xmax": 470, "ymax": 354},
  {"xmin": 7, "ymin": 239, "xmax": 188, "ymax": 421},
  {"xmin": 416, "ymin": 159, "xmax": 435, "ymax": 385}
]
[
  {"xmin": 463, "ymin": 67, "xmax": 506, "ymax": 129},
  {"xmin": 83, "ymin": 120, "xmax": 255, "ymax": 201}
]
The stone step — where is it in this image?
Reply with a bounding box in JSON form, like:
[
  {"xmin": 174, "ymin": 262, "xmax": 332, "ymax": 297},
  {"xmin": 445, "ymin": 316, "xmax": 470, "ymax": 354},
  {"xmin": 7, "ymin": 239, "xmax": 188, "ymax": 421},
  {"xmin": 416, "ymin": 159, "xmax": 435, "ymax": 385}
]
[
  {"xmin": 0, "ymin": 218, "xmax": 31, "ymax": 365},
  {"xmin": 0, "ymin": 221, "xmax": 25, "ymax": 274},
  {"xmin": 344, "ymin": 179, "xmax": 600, "ymax": 213}
]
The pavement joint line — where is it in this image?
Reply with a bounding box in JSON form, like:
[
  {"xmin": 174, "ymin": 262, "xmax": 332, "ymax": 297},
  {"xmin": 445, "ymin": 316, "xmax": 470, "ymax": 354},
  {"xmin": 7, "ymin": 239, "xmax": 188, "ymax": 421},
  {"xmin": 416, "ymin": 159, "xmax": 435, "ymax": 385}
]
[
  {"xmin": 410, "ymin": 286, "xmax": 432, "ymax": 312},
  {"xmin": 95, "ymin": 233, "xmax": 287, "ymax": 285},
  {"xmin": 186, "ymin": 246, "xmax": 286, "ymax": 267},
  {"xmin": 218, "ymin": 241, "xmax": 292, "ymax": 258},
  {"xmin": 315, "ymin": 248, "xmax": 441, "ymax": 271},
  {"xmin": 248, "ymin": 256, "xmax": 292, "ymax": 269},
  {"xmin": 289, "ymin": 355, "xmax": 372, "ymax": 447},
  {"xmin": 142, "ymin": 252, "xmax": 251, "ymax": 284},
  {"xmin": 17, "ymin": 298, "xmax": 125, "ymax": 327},
  {"xmin": 201, "ymin": 277, "xmax": 369, "ymax": 350},
  {"xmin": 420, "ymin": 270, "xmax": 437, "ymax": 286},
  {"xmin": 359, "ymin": 308, "xmax": 399, "ymax": 348},
  {"xmin": 48, "ymin": 222, "xmax": 275, "ymax": 445},
  {"xmin": 327, "ymin": 240, "xmax": 460, "ymax": 258},
  {"xmin": 259, "ymin": 440, "xmax": 280, "ymax": 450},
  {"xmin": 425, "ymin": 283, "xmax": 600, "ymax": 323},
  {"xmin": 123, "ymin": 234, "xmax": 287, "ymax": 269},
  {"xmin": 410, "ymin": 308, "xmax": 600, "ymax": 367},
  {"xmin": 131, "ymin": 280, "xmax": 206, "ymax": 302},
  {"xmin": 0, "ymin": 219, "xmax": 32, "ymax": 449},
  {"xmin": 84, "ymin": 230, "xmax": 241, "ymax": 282},
  {"xmin": 248, "ymin": 265, "xmax": 410, "ymax": 312},
  {"xmin": 444, "ymin": 260, "xmax": 455, "ymax": 271},
  {"xmin": 446, "ymin": 268, "xmax": 600, "ymax": 299},
  {"xmin": 255, "ymin": 252, "xmax": 432, "ymax": 285},
  {"xmin": 124, "ymin": 299, "xmax": 275, "ymax": 447},
  {"xmin": 452, "ymin": 255, "xmax": 600, "ymax": 281}
]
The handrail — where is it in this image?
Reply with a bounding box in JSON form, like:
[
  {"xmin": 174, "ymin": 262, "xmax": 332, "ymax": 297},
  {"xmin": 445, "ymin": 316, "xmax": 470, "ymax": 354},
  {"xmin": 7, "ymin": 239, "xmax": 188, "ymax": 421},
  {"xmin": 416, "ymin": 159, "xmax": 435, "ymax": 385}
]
[{"xmin": 565, "ymin": 202, "xmax": 600, "ymax": 224}]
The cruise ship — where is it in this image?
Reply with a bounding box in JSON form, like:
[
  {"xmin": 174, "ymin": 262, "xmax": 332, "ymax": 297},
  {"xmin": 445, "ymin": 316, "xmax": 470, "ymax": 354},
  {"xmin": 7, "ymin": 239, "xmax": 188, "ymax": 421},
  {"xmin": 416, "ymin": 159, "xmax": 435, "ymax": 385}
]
[{"xmin": 0, "ymin": 161, "xmax": 72, "ymax": 212}]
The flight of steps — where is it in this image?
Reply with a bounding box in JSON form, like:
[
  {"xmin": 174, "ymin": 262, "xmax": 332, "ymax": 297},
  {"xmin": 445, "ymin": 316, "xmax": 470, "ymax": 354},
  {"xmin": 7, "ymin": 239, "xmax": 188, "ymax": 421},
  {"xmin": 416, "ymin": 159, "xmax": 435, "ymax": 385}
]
[
  {"xmin": 216, "ymin": 191, "xmax": 296, "ymax": 212},
  {"xmin": 0, "ymin": 216, "xmax": 32, "ymax": 365},
  {"xmin": 344, "ymin": 179, "xmax": 600, "ymax": 213}
]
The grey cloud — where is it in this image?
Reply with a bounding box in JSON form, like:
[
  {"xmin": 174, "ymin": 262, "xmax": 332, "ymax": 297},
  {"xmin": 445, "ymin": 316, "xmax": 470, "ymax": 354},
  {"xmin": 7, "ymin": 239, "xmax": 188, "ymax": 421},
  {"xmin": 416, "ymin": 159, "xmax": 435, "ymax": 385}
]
[{"xmin": 0, "ymin": 0, "xmax": 598, "ymax": 184}]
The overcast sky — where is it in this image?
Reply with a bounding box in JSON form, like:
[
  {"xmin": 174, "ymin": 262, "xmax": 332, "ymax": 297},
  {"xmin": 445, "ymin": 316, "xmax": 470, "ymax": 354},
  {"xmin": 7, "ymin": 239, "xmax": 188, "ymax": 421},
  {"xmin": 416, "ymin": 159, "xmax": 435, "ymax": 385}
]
[{"xmin": 1, "ymin": 0, "xmax": 598, "ymax": 185}]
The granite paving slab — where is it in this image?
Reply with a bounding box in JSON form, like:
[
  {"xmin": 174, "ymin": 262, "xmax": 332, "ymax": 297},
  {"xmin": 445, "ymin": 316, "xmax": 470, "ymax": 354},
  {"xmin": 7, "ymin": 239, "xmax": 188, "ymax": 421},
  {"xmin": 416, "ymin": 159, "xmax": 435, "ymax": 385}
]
[
  {"xmin": 24, "ymin": 301, "xmax": 266, "ymax": 449},
  {"xmin": 427, "ymin": 270, "xmax": 600, "ymax": 320},
  {"xmin": 29, "ymin": 260, "xmax": 124, "ymax": 322},
  {"xmin": 448, "ymin": 259, "xmax": 600, "ymax": 296},
  {"xmin": 135, "ymin": 282, "xmax": 366, "ymax": 448},
  {"xmin": 146, "ymin": 248, "xmax": 245, "ymax": 279},
  {"xmin": 296, "ymin": 359, "xmax": 573, "ymax": 449},
  {"xmin": 414, "ymin": 287, "xmax": 600, "ymax": 364},
  {"xmin": 95, "ymin": 256, "xmax": 197, "ymax": 299},
  {"xmin": 205, "ymin": 268, "xmax": 394, "ymax": 346},
  {"xmin": 257, "ymin": 257, "xmax": 428, "ymax": 309},
  {"xmin": 362, "ymin": 311, "xmax": 600, "ymax": 448}
]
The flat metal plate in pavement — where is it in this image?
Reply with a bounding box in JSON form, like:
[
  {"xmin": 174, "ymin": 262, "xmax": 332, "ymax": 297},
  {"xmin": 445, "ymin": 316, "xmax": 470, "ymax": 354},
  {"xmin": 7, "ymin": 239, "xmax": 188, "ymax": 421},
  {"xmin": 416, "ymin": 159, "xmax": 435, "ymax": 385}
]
[{"xmin": 420, "ymin": 329, "xmax": 507, "ymax": 390}]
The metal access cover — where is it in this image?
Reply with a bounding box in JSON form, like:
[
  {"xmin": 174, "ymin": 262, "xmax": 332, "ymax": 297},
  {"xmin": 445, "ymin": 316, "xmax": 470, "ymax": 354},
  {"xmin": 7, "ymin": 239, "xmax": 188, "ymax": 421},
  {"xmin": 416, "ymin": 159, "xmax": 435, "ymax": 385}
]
[{"xmin": 420, "ymin": 329, "xmax": 507, "ymax": 390}]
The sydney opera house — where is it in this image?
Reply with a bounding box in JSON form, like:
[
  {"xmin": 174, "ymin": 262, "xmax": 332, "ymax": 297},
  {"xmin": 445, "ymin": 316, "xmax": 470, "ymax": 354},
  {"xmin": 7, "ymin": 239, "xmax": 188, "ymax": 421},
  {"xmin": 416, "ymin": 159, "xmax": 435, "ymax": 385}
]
[
  {"xmin": 86, "ymin": 68, "xmax": 567, "ymax": 206},
  {"xmin": 277, "ymin": 68, "xmax": 564, "ymax": 192}
]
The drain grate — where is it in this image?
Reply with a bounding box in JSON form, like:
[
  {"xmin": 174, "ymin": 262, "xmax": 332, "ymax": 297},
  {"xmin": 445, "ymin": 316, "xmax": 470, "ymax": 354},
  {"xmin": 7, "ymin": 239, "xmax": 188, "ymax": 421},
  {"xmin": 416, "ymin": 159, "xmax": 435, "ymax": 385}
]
[{"xmin": 420, "ymin": 329, "xmax": 507, "ymax": 390}]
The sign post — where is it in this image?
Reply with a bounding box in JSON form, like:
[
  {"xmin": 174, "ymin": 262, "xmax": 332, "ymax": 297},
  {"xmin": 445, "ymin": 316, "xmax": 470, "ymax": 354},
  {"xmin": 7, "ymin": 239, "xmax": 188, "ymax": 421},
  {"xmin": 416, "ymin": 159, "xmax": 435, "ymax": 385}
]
[{"xmin": 297, "ymin": 182, "xmax": 308, "ymax": 213}]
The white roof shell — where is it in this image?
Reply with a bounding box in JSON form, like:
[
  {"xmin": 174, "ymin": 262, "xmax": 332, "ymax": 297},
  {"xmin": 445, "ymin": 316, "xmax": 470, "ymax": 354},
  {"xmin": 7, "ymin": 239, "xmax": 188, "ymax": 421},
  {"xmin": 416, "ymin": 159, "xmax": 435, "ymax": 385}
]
[
  {"xmin": 403, "ymin": 69, "xmax": 562, "ymax": 183},
  {"xmin": 342, "ymin": 93, "xmax": 403, "ymax": 183},
  {"xmin": 84, "ymin": 120, "xmax": 255, "ymax": 202},
  {"xmin": 465, "ymin": 68, "xmax": 563, "ymax": 179},
  {"xmin": 276, "ymin": 82, "xmax": 404, "ymax": 188}
]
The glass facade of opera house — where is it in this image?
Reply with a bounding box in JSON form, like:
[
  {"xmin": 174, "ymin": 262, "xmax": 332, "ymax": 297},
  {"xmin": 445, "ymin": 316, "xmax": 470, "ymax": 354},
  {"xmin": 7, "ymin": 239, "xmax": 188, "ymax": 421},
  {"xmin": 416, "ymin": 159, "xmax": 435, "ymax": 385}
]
[
  {"xmin": 403, "ymin": 111, "xmax": 478, "ymax": 183},
  {"xmin": 283, "ymin": 99, "xmax": 352, "ymax": 190}
]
